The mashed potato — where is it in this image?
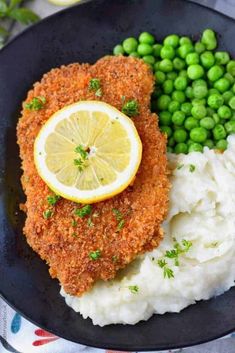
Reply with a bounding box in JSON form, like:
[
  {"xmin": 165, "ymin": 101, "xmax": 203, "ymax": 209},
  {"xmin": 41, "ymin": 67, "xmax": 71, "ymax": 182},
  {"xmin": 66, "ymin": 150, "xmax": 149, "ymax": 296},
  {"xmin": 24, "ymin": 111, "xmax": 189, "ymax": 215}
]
[{"xmin": 61, "ymin": 135, "xmax": 235, "ymax": 326}]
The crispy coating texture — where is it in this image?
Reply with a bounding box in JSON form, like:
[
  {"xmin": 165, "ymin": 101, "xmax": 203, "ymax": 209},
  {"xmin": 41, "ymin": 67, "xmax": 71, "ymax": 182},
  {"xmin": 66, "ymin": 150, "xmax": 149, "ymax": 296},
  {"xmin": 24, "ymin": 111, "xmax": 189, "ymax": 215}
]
[{"xmin": 17, "ymin": 56, "xmax": 169, "ymax": 296}]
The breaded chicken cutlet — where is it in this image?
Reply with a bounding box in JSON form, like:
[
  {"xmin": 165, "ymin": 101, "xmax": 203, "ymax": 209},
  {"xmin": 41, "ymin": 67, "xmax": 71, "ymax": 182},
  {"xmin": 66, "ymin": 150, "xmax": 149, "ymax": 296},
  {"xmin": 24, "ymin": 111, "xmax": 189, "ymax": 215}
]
[{"xmin": 17, "ymin": 56, "xmax": 169, "ymax": 296}]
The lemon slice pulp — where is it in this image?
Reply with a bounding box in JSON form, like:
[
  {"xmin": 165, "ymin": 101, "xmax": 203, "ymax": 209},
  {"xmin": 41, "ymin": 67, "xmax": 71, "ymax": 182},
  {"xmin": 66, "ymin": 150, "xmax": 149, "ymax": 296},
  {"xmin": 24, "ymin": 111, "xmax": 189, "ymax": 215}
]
[{"xmin": 34, "ymin": 101, "xmax": 142, "ymax": 204}]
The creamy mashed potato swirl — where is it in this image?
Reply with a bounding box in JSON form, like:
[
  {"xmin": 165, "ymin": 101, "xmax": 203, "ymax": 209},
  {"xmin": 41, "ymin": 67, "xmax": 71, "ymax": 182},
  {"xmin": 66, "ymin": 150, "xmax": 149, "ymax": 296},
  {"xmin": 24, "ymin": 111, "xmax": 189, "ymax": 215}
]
[{"xmin": 61, "ymin": 136, "xmax": 235, "ymax": 326}]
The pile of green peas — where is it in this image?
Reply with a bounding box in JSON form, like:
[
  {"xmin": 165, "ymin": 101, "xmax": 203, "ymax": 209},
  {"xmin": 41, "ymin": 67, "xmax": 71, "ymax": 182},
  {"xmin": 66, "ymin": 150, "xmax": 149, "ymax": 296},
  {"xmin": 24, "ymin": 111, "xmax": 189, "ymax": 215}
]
[{"xmin": 113, "ymin": 29, "xmax": 235, "ymax": 154}]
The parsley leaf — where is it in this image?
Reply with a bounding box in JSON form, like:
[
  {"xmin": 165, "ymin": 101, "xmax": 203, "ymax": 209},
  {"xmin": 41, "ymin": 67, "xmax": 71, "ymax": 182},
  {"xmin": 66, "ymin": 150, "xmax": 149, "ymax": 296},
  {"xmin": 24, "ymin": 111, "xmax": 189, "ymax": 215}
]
[
  {"xmin": 88, "ymin": 78, "xmax": 102, "ymax": 97},
  {"xmin": 128, "ymin": 285, "xmax": 139, "ymax": 294},
  {"xmin": 43, "ymin": 209, "xmax": 53, "ymax": 220},
  {"xmin": 9, "ymin": 7, "xmax": 40, "ymax": 24},
  {"xmin": 189, "ymin": 164, "xmax": 196, "ymax": 172},
  {"xmin": 74, "ymin": 145, "xmax": 89, "ymax": 172},
  {"xmin": 177, "ymin": 164, "xmax": 184, "ymax": 170},
  {"xmin": 122, "ymin": 99, "xmax": 139, "ymax": 117},
  {"xmin": 75, "ymin": 205, "xmax": 92, "ymax": 218},
  {"xmin": 47, "ymin": 194, "xmax": 60, "ymax": 206},
  {"xmin": 89, "ymin": 249, "xmax": 101, "ymax": 260},
  {"xmin": 164, "ymin": 267, "xmax": 174, "ymax": 279},
  {"xmin": 71, "ymin": 219, "xmax": 77, "ymax": 227},
  {"xmin": 25, "ymin": 96, "xmax": 46, "ymax": 111},
  {"xmin": 112, "ymin": 208, "xmax": 125, "ymax": 232},
  {"xmin": 87, "ymin": 217, "xmax": 94, "ymax": 227}
]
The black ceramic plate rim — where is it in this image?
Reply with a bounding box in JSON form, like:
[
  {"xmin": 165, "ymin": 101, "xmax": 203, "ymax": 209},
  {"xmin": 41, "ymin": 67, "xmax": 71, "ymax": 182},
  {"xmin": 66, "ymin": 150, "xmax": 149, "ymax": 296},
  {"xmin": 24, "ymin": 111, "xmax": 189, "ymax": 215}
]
[{"xmin": 0, "ymin": 0, "xmax": 235, "ymax": 351}]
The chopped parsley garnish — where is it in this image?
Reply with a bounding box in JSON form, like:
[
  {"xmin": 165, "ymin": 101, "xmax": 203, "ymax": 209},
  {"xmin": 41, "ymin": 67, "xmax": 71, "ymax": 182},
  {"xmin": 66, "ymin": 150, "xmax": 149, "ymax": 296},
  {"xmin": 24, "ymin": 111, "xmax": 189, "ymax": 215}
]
[
  {"xmin": 47, "ymin": 194, "xmax": 60, "ymax": 206},
  {"xmin": 72, "ymin": 233, "xmax": 78, "ymax": 238},
  {"xmin": 89, "ymin": 250, "xmax": 101, "ymax": 260},
  {"xmin": 157, "ymin": 239, "xmax": 192, "ymax": 279},
  {"xmin": 87, "ymin": 217, "xmax": 94, "ymax": 227},
  {"xmin": 112, "ymin": 255, "xmax": 119, "ymax": 262},
  {"xmin": 95, "ymin": 88, "xmax": 103, "ymax": 97},
  {"xmin": 74, "ymin": 145, "xmax": 89, "ymax": 172},
  {"xmin": 177, "ymin": 164, "xmax": 184, "ymax": 170},
  {"xmin": 88, "ymin": 78, "xmax": 102, "ymax": 97},
  {"xmin": 112, "ymin": 208, "xmax": 125, "ymax": 232},
  {"xmin": 25, "ymin": 96, "xmax": 46, "ymax": 111},
  {"xmin": 189, "ymin": 164, "xmax": 196, "ymax": 172},
  {"xmin": 43, "ymin": 209, "xmax": 53, "ymax": 219},
  {"xmin": 75, "ymin": 205, "xmax": 92, "ymax": 218},
  {"xmin": 122, "ymin": 99, "xmax": 139, "ymax": 117},
  {"xmin": 71, "ymin": 219, "xmax": 77, "ymax": 227},
  {"xmin": 128, "ymin": 285, "xmax": 139, "ymax": 294}
]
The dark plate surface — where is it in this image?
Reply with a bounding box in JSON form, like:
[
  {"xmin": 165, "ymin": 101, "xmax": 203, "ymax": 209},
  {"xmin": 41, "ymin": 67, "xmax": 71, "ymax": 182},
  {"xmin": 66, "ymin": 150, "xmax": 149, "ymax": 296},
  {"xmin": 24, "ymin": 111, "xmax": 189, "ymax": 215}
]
[{"xmin": 0, "ymin": 0, "xmax": 235, "ymax": 351}]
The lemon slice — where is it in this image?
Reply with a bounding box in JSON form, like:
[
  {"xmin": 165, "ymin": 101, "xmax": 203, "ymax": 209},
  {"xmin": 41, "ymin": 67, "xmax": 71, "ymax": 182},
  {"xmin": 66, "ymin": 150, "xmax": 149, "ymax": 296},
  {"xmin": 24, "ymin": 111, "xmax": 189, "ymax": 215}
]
[
  {"xmin": 48, "ymin": 0, "xmax": 81, "ymax": 6},
  {"xmin": 34, "ymin": 101, "xmax": 142, "ymax": 204}
]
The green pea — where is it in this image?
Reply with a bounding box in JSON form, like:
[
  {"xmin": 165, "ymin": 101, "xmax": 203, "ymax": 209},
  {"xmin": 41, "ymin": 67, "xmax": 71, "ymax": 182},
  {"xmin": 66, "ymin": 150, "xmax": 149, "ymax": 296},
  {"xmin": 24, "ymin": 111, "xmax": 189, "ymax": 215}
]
[
  {"xmin": 173, "ymin": 58, "xmax": 185, "ymax": 71},
  {"xmin": 157, "ymin": 95, "xmax": 171, "ymax": 110},
  {"xmin": 160, "ymin": 125, "xmax": 172, "ymax": 137},
  {"xmin": 174, "ymin": 128, "xmax": 187, "ymax": 142},
  {"xmin": 184, "ymin": 117, "xmax": 199, "ymax": 130},
  {"xmin": 224, "ymin": 73, "xmax": 235, "ymax": 85},
  {"xmin": 153, "ymin": 44, "xmax": 163, "ymax": 57},
  {"xmin": 203, "ymin": 139, "xmax": 214, "ymax": 149},
  {"xmin": 200, "ymin": 117, "xmax": 215, "ymax": 130},
  {"xmin": 168, "ymin": 137, "xmax": 176, "ymax": 147},
  {"xmin": 139, "ymin": 32, "xmax": 155, "ymax": 45},
  {"xmin": 160, "ymin": 45, "xmax": 175, "ymax": 60},
  {"xmin": 145, "ymin": 55, "xmax": 156, "ymax": 66},
  {"xmin": 218, "ymin": 105, "xmax": 232, "ymax": 119},
  {"xmin": 155, "ymin": 70, "xmax": 166, "ymax": 84},
  {"xmin": 174, "ymin": 76, "xmax": 187, "ymax": 91},
  {"xmin": 190, "ymin": 127, "xmax": 207, "ymax": 142},
  {"xmin": 214, "ymin": 78, "xmax": 230, "ymax": 93},
  {"xmin": 227, "ymin": 60, "xmax": 235, "ymax": 77},
  {"xmin": 174, "ymin": 143, "xmax": 188, "ymax": 154},
  {"xmin": 188, "ymin": 143, "xmax": 203, "ymax": 152},
  {"xmin": 168, "ymin": 100, "xmax": 180, "ymax": 113},
  {"xmin": 154, "ymin": 62, "xmax": 161, "ymax": 71},
  {"xmin": 200, "ymin": 51, "xmax": 215, "ymax": 69},
  {"xmin": 159, "ymin": 59, "xmax": 173, "ymax": 72},
  {"xmin": 185, "ymin": 86, "xmax": 194, "ymax": 99},
  {"xmin": 178, "ymin": 44, "xmax": 194, "ymax": 59},
  {"xmin": 113, "ymin": 44, "xmax": 124, "ymax": 56},
  {"xmin": 159, "ymin": 111, "xmax": 172, "ymax": 125},
  {"xmin": 172, "ymin": 111, "xmax": 186, "ymax": 126},
  {"xmin": 201, "ymin": 29, "xmax": 217, "ymax": 50},
  {"xmin": 187, "ymin": 65, "xmax": 204, "ymax": 80},
  {"xmin": 187, "ymin": 139, "xmax": 194, "ymax": 146},
  {"xmin": 191, "ymin": 105, "xmax": 207, "ymax": 119},
  {"xmin": 186, "ymin": 52, "xmax": 199, "ymax": 65},
  {"xmin": 208, "ymin": 88, "xmax": 219, "ymax": 96},
  {"xmin": 207, "ymin": 94, "xmax": 224, "ymax": 109},
  {"xmin": 192, "ymin": 79, "xmax": 207, "ymax": 87},
  {"xmin": 216, "ymin": 139, "xmax": 228, "ymax": 151},
  {"xmin": 167, "ymin": 71, "xmax": 178, "ymax": 80},
  {"xmin": 172, "ymin": 90, "xmax": 186, "ymax": 103},
  {"xmin": 232, "ymin": 83, "xmax": 235, "ymax": 94},
  {"xmin": 137, "ymin": 43, "xmax": 153, "ymax": 56},
  {"xmin": 167, "ymin": 146, "xmax": 173, "ymax": 153},
  {"xmin": 179, "ymin": 70, "xmax": 188, "ymax": 78},
  {"xmin": 195, "ymin": 42, "xmax": 206, "ymax": 54},
  {"xmin": 222, "ymin": 91, "xmax": 234, "ymax": 104},
  {"xmin": 213, "ymin": 113, "xmax": 220, "ymax": 124},
  {"xmin": 213, "ymin": 124, "xmax": 226, "ymax": 140},
  {"xmin": 228, "ymin": 96, "xmax": 235, "ymax": 110},
  {"xmin": 215, "ymin": 51, "xmax": 230, "ymax": 65},
  {"xmin": 163, "ymin": 79, "xmax": 174, "ymax": 94},
  {"xmin": 193, "ymin": 85, "xmax": 208, "ymax": 99},
  {"xmin": 123, "ymin": 37, "xmax": 138, "ymax": 54},
  {"xmin": 192, "ymin": 98, "xmax": 206, "ymax": 106},
  {"xmin": 164, "ymin": 34, "xmax": 180, "ymax": 48},
  {"xmin": 225, "ymin": 120, "xmax": 235, "ymax": 134},
  {"xmin": 130, "ymin": 52, "xmax": 140, "ymax": 58},
  {"xmin": 207, "ymin": 107, "xmax": 215, "ymax": 117},
  {"xmin": 207, "ymin": 65, "xmax": 224, "ymax": 82},
  {"xmin": 179, "ymin": 37, "xmax": 192, "ymax": 46},
  {"xmin": 181, "ymin": 102, "xmax": 192, "ymax": 116}
]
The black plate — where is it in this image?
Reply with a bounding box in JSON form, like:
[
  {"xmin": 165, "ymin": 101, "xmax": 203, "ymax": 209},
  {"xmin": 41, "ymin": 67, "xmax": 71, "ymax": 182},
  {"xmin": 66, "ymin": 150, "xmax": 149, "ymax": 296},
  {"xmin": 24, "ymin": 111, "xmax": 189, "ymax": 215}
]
[{"xmin": 0, "ymin": 0, "xmax": 235, "ymax": 351}]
